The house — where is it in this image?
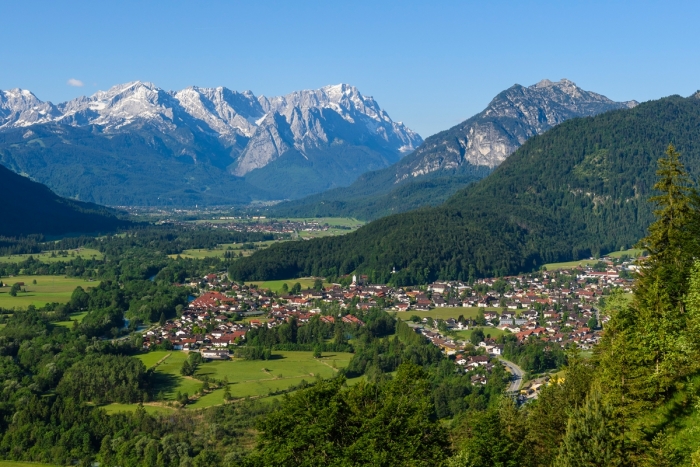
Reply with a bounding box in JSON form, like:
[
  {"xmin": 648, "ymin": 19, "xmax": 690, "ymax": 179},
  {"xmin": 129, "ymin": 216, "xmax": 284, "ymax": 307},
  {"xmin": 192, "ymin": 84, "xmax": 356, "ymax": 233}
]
[{"xmin": 201, "ymin": 349, "xmax": 230, "ymax": 360}]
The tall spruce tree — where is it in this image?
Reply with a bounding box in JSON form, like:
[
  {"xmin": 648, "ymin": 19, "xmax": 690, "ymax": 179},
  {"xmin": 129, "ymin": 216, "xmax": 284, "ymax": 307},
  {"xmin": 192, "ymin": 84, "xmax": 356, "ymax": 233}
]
[
  {"xmin": 637, "ymin": 144, "xmax": 700, "ymax": 307},
  {"xmin": 554, "ymin": 389, "xmax": 626, "ymax": 467}
]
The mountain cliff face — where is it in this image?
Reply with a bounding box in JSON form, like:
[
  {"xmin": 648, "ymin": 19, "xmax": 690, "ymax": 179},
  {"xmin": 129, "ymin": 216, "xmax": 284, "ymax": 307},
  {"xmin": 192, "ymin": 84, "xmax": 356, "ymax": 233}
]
[
  {"xmin": 0, "ymin": 82, "xmax": 421, "ymax": 204},
  {"xmin": 269, "ymin": 79, "xmax": 637, "ymax": 220},
  {"xmin": 396, "ymin": 78, "xmax": 636, "ymax": 179}
]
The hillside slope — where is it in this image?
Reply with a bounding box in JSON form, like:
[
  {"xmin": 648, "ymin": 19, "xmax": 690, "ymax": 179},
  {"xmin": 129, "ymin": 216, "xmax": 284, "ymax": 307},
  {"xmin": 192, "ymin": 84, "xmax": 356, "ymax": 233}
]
[
  {"xmin": 230, "ymin": 93, "xmax": 700, "ymax": 283},
  {"xmin": 269, "ymin": 79, "xmax": 636, "ymax": 220},
  {"xmin": 0, "ymin": 164, "xmax": 130, "ymax": 236}
]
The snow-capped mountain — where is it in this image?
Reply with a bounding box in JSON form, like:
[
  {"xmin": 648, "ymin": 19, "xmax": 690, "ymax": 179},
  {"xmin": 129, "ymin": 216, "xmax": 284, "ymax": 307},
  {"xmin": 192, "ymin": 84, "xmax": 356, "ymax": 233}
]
[
  {"xmin": 0, "ymin": 82, "xmax": 421, "ymax": 204},
  {"xmin": 0, "ymin": 89, "xmax": 62, "ymax": 127},
  {"xmin": 0, "ymin": 81, "xmax": 421, "ymax": 176}
]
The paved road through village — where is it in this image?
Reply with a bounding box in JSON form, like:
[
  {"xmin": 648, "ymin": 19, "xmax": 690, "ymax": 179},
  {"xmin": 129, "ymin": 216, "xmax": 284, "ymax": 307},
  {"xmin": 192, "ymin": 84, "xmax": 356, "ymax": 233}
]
[{"xmin": 498, "ymin": 356, "xmax": 524, "ymax": 393}]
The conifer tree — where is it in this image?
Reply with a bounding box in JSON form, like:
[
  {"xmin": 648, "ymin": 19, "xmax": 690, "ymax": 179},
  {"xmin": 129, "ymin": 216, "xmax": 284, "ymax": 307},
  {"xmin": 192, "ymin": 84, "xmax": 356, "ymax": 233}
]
[
  {"xmin": 554, "ymin": 389, "xmax": 625, "ymax": 467},
  {"xmin": 637, "ymin": 144, "xmax": 700, "ymax": 307}
]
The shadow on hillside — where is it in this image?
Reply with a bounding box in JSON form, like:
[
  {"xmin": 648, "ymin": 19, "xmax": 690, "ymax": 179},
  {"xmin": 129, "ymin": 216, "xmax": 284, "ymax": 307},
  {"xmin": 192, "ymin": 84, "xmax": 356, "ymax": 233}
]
[{"xmin": 150, "ymin": 371, "xmax": 180, "ymax": 395}]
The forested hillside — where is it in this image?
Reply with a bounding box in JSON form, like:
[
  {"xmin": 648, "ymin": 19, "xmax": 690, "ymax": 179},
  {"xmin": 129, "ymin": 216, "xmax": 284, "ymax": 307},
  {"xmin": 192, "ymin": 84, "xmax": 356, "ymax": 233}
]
[
  {"xmin": 268, "ymin": 159, "xmax": 492, "ymax": 220},
  {"xmin": 231, "ymin": 93, "xmax": 700, "ymax": 283},
  {"xmin": 0, "ymin": 163, "xmax": 130, "ymax": 236}
]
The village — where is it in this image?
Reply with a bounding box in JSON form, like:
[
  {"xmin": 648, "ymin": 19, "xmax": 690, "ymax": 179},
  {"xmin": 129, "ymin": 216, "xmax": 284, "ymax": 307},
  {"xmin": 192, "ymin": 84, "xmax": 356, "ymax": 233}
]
[{"xmin": 141, "ymin": 253, "xmax": 639, "ymax": 401}]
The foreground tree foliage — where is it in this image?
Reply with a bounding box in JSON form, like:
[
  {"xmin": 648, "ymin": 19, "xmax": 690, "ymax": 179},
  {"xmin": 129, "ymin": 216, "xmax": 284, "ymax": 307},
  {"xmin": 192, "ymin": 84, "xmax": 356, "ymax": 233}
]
[{"xmin": 246, "ymin": 363, "xmax": 450, "ymax": 467}]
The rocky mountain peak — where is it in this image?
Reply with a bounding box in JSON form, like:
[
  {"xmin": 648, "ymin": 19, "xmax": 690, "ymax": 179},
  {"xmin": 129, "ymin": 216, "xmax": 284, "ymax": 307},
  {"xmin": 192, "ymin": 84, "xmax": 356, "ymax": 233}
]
[
  {"xmin": 389, "ymin": 79, "xmax": 638, "ymax": 180},
  {"xmin": 0, "ymin": 81, "xmax": 422, "ymax": 185}
]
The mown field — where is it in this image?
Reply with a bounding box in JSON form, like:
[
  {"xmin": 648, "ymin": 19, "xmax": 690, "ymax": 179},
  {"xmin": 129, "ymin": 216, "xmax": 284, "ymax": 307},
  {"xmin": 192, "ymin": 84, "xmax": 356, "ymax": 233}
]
[
  {"xmin": 168, "ymin": 240, "xmax": 279, "ymax": 260},
  {"xmin": 392, "ymin": 307, "xmax": 500, "ymax": 321},
  {"xmin": 54, "ymin": 311, "xmax": 89, "ymax": 328},
  {"xmin": 453, "ymin": 327, "xmax": 509, "ymax": 340},
  {"xmin": 247, "ymin": 277, "xmax": 328, "ymax": 294},
  {"xmin": 0, "ymin": 248, "xmax": 103, "ymax": 264},
  {"xmin": 0, "ymin": 275, "xmax": 100, "ymax": 309},
  {"xmin": 543, "ymin": 248, "xmax": 644, "ymax": 270},
  {"xmin": 134, "ymin": 350, "xmax": 354, "ymax": 410},
  {"xmin": 100, "ymin": 403, "xmax": 176, "ymax": 416}
]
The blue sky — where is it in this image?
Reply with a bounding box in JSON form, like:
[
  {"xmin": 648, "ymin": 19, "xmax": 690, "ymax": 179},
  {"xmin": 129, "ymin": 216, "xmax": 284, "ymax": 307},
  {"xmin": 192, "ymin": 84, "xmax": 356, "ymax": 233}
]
[{"xmin": 1, "ymin": 0, "xmax": 698, "ymax": 137}]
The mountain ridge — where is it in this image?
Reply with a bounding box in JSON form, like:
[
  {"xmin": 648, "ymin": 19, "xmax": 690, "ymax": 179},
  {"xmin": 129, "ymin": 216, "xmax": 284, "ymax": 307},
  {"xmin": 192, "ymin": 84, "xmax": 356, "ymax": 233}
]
[
  {"xmin": 0, "ymin": 82, "xmax": 421, "ymax": 204},
  {"xmin": 269, "ymin": 79, "xmax": 637, "ymax": 220}
]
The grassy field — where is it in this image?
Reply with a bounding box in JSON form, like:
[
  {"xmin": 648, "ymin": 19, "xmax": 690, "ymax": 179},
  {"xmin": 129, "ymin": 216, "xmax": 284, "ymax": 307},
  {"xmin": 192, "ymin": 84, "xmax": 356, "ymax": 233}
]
[
  {"xmin": 135, "ymin": 350, "xmax": 353, "ymax": 410},
  {"xmin": 137, "ymin": 350, "xmax": 171, "ymax": 368},
  {"xmin": 0, "ymin": 275, "xmax": 100, "ymax": 309},
  {"xmin": 453, "ymin": 327, "xmax": 509, "ymax": 340},
  {"xmin": 136, "ymin": 351, "xmax": 203, "ymax": 399},
  {"xmin": 191, "ymin": 351, "xmax": 353, "ymax": 408},
  {"xmin": 100, "ymin": 403, "xmax": 176, "ymax": 416},
  {"xmin": 544, "ymin": 248, "xmax": 645, "ymax": 270},
  {"xmin": 248, "ymin": 278, "xmax": 328, "ymax": 294},
  {"xmin": 392, "ymin": 307, "xmax": 501, "ymax": 321},
  {"xmin": 168, "ymin": 241, "xmax": 278, "ymax": 260},
  {"xmin": 54, "ymin": 311, "xmax": 88, "ymax": 328},
  {"xmin": 0, "ymin": 248, "xmax": 103, "ymax": 264}
]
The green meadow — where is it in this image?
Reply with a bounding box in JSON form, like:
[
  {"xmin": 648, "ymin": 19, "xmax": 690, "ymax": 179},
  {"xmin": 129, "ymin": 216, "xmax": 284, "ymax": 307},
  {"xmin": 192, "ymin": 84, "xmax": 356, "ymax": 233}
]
[
  {"xmin": 0, "ymin": 275, "xmax": 101, "ymax": 309},
  {"xmin": 168, "ymin": 241, "xmax": 278, "ymax": 260},
  {"xmin": 0, "ymin": 248, "xmax": 103, "ymax": 264},
  {"xmin": 392, "ymin": 307, "xmax": 498, "ymax": 321},
  {"xmin": 100, "ymin": 403, "xmax": 176, "ymax": 416},
  {"xmin": 248, "ymin": 278, "xmax": 328, "ymax": 294},
  {"xmin": 54, "ymin": 311, "xmax": 89, "ymax": 328},
  {"xmin": 134, "ymin": 350, "xmax": 353, "ymax": 410},
  {"xmin": 543, "ymin": 248, "xmax": 644, "ymax": 270}
]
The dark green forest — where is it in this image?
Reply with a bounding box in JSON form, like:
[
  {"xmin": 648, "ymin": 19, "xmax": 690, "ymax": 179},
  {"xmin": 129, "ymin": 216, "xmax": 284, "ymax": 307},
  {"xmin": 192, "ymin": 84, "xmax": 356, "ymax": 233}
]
[
  {"xmin": 0, "ymin": 164, "xmax": 130, "ymax": 237},
  {"xmin": 230, "ymin": 94, "xmax": 700, "ymax": 284}
]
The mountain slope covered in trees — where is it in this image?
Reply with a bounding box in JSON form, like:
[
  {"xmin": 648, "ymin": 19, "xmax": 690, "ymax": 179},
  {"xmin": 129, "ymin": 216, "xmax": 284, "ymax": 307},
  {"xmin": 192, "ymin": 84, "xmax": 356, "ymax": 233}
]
[
  {"xmin": 231, "ymin": 93, "xmax": 700, "ymax": 283},
  {"xmin": 0, "ymin": 163, "xmax": 130, "ymax": 236}
]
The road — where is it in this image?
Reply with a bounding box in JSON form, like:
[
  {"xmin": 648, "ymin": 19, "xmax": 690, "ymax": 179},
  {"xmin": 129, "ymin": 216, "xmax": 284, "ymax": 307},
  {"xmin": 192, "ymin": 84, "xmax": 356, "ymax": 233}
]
[{"xmin": 498, "ymin": 356, "xmax": 524, "ymax": 393}]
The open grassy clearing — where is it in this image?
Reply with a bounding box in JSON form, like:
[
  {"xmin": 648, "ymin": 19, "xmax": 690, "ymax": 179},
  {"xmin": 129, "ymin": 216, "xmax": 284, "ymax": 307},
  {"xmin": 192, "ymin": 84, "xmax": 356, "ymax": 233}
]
[
  {"xmin": 100, "ymin": 403, "xmax": 176, "ymax": 416},
  {"xmin": 191, "ymin": 351, "xmax": 352, "ymax": 408},
  {"xmin": 135, "ymin": 350, "xmax": 353, "ymax": 409},
  {"xmin": 168, "ymin": 240, "xmax": 278, "ymax": 260},
  {"xmin": 54, "ymin": 311, "xmax": 88, "ymax": 328},
  {"xmin": 196, "ymin": 351, "xmax": 352, "ymax": 382},
  {"xmin": 0, "ymin": 275, "xmax": 100, "ymax": 309},
  {"xmin": 392, "ymin": 307, "xmax": 500, "ymax": 321},
  {"xmin": 453, "ymin": 327, "xmax": 509, "ymax": 340},
  {"xmin": 607, "ymin": 248, "xmax": 644, "ymax": 258},
  {"xmin": 137, "ymin": 350, "xmax": 171, "ymax": 368},
  {"xmin": 0, "ymin": 248, "xmax": 103, "ymax": 264},
  {"xmin": 247, "ymin": 278, "xmax": 328, "ymax": 294},
  {"xmin": 136, "ymin": 351, "xmax": 202, "ymax": 399},
  {"xmin": 544, "ymin": 248, "xmax": 645, "ymax": 270}
]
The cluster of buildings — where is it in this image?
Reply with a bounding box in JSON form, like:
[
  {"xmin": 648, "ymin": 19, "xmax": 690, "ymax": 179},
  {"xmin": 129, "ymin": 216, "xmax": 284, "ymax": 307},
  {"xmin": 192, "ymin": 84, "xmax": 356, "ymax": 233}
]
[{"xmin": 141, "ymin": 254, "xmax": 637, "ymax": 389}]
